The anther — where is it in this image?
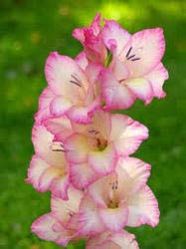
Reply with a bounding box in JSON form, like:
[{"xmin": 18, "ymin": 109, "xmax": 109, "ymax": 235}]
[
  {"xmin": 88, "ymin": 129, "xmax": 100, "ymax": 135},
  {"xmin": 131, "ymin": 57, "xmax": 141, "ymax": 61},
  {"xmin": 126, "ymin": 46, "xmax": 132, "ymax": 58},
  {"xmin": 127, "ymin": 54, "xmax": 135, "ymax": 60},
  {"xmin": 119, "ymin": 79, "xmax": 125, "ymax": 84},
  {"xmin": 70, "ymin": 74, "xmax": 82, "ymax": 87},
  {"xmin": 50, "ymin": 142, "xmax": 66, "ymax": 152}
]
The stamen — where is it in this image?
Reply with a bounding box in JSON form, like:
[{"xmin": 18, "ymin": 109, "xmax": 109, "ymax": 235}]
[
  {"xmin": 70, "ymin": 74, "xmax": 82, "ymax": 87},
  {"xmin": 88, "ymin": 129, "xmax": 100, "ymax": 135},
  {"xmin": 69, "ymin": 80, "xmax": 81, "ymax": 87},
  {"xmin": 52, "ymin": 149, "xmax": 64, "ymax": 152},
  {"xmin": 66, "ymin": 207, "xmax": 75, "ymax": 217},
  {"xmin": 125, "ymin": 47, "xmax": 141, "ymax": 62},
  {"xmin": 131, "ymin": 57, "xmax": 141, "ymax": 61},
  {"xmin": 111, "ymin": 180, "xmax": 118, "ymax": 190},
  {"xmin": 96, "ymin": 138, "xmax": 108, "ymax": 151},
  {"xmin": 50, "ymin": 142, "xmax": 66, "ymax": 152},
  {"xmin": 126, "ymin": 46, "xmax": 132, "ymax": 58},
  {"xmin": 108, "ymin": 199, "xmax": 119, "ymax": 209},
  {"xmin": 108, "ymin": 179, "xmax": 119, "ymax": 209},
  {"xmin": 69, "ymin": 211, "xmax": 75, "ymax": 217},
  {"xmin": 119, "ymin": 79, "xmax": 125, "ymax": 84},
  {"xmin": 127, "ymin": 54, "xmax": 135, "ymax": 60},
  {"xmin": 115, "ymin": 180, "xmax": 118, "ymax": 189},
  {"xmin": 96, "ymin": 138, "xmax": 101, "ymax": 148},
  {"xmin": 71, "ymin": 74, "xmax": 81, "ymax": 84}
]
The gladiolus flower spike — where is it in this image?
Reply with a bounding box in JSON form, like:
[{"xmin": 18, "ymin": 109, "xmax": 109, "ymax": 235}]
[{"xmin": 27, "ymin": 14, "xmax": 168, "ymax": 249}]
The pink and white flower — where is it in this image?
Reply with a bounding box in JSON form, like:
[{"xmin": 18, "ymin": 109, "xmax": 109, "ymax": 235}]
[
  {"xmin": 32, "ymin": 187, "xmax": 84, "ymax": 246},
  {"xmin": 34, "ymin": 52, "xmax": 89, "ymax": 125},
  {"xmin": 86, "ymin": 230, "xmax": 139, "ymax": 249},
  {"xmin": 27, "ymin": 125, "xmax": 70, "ymax": 199},
  {"xmin": 28, "ymin": 14, "xmax": 167, "ymax": 249},
  {"xmin": 43, "ymin": 51, "xmax": 101, "ymax": 124},
  {"xmin": 78, "ymin": 157, "xmax": 159, "ymax": 234},
  {"xmin": 47, "ymin": 111, "xmax": 148, "ymax": 189},
  {"xmin": 100, "ymin": 20, "xmax": 168, "ymax": 109}
]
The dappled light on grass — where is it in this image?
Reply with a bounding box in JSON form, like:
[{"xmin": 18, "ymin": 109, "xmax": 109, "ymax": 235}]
[
  {"xmin": 100, "ymin": 2, "xmax": 150, "ymax": 25},
  {"xmin": 150, "ymin": 1, "xmax": 186, "ymax": 20}
]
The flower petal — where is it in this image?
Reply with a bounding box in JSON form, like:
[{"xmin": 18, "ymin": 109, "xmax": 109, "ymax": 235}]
[
  {"xmin": 67, "ymin": 99, "xmax": 100, "ymax": 124},
  {"xmin": 99, "ymin": 207, "xmax": 128, "ymax": 232},
  {"xmin": 50, "ymin": 96, "xmax": 72, "ymax": 116},
  {"xmin": 109, "ymin": 114, "xmax": 131, "ymax": 141},
  {"xmin": 91, "ymin": 110, "xmax": 111, "ymax": 140},
  {"xmin": 32, "ymin": 213, "xmax": 73, "ymax": 246},
  {"xmin": 38, "ymin": 166, "xmax": 65, "ymax": 192},
  {"xmin": 145, "ymin": 62, "xmax": 169, "ymax": 98},
  {"xmin": 50, "ymin": 175, "xmax": 69, "ymax": 200},
  {"xmin": 69, "ymin": 162, "xmax": 98, "ymax": 190},
  {"xmin": 44, "ymin": 116, "xmax": 72, "ymax": 141},
  {"xmin": 110, "ymin": 115, "xmax": 148, "ymax": 156},
  {"xmin": 100, "ymin": 69, "xmax": 135, "ymax": 110},
  {"xmin": 31, "ymin": 213, "xmax": 61, "ymax": 241},
  {"xmin": 87, "ymin": 230, "xmax": 139, "ymax": 249},
  {"xmin": 85, "ymin": 62, "xmax": 102, "ymax": 86},
  {"xmin": 27, "ymin": 155, "xmax": 68, "ymax": 196},
  {"xmin": 78, "ymin": 195, "xmax": 105, "ymax": 236},
  {"xmin": 118, "ymin": 157, "xmax": 151, "ymax": 191},
  {"xmin": 75, "ymin": 51, "xmax": 88, "ymax": 70},
  {"xmin": 102, "ymin": 20, "xmax": 131, "ymax": 55},
  {"xmin": 32, "ymin": 125, "xmax": 65, "ymax": 167},
  {"xmin": 34, "ymin": 87, "xmax": 54, "ymax": 124},
  {"xmin": 65, "ymin": 134, "xmax": 89, "ymax": 163},
  {"xmin": 127, "ymin": 185, "xmax": 160, "ymax": 227},
  {"xmin": 109, "ymin": 57, "xmax": 130, "ymax": 81},
  {"xmin": 87, "ymin": 236, "xmax": 119, "ymax": 249},
  {"xmin": 27, "ymin": 155, "xmax": 50, "ymax": 191},
  {"xmin": 51, "ymin": 187, "xmax": 83, "ymax": 223},
  {"xmin": 38, "ymin": 87, "xmax": 54, "ymax": 110},
  {"xmin": 125, "ymin": 77, "xmax": 153, "ymax": 104},
  {"xmin": 88, "ymin": 143, "xmax": 117, "ymax": 175},
  {"xmin": 112, "ymin": 231, "xmax": 139, "ymax": 249}
]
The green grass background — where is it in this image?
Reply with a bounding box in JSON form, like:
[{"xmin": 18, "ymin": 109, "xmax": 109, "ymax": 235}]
[{"xmin": 0, "ymin": 0, "xmax": 186, "ymax": 248}]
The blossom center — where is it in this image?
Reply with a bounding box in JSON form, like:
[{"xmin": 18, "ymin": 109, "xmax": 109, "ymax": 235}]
[
  {"xmin": 107, "ymin": 179, "xmax": 119, "ymax": 209},
  {"xmin": 125, "ymin": 46, "xmax": 141, "ymax": 61},
  {"xmin": 108, "ymin": 199, "xmax": 119, "ymax": 209},
  {"xmin": 88, "ymin": 129, "xmax": 108, "ymax": 151},
  {"xmin": 96, "ymin": 138, "xmax": 108, "ymax": 151}
]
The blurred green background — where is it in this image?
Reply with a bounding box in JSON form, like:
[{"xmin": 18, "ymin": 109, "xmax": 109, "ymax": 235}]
[{"xmin": 0, "ymin": 0, "xmax": 186, "ymax": 248}]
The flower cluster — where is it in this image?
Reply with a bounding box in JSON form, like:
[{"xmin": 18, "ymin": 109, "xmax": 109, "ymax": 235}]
[{"xmin": 27, "ymin": 14, "xmax": 168, "ymax": 248}]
